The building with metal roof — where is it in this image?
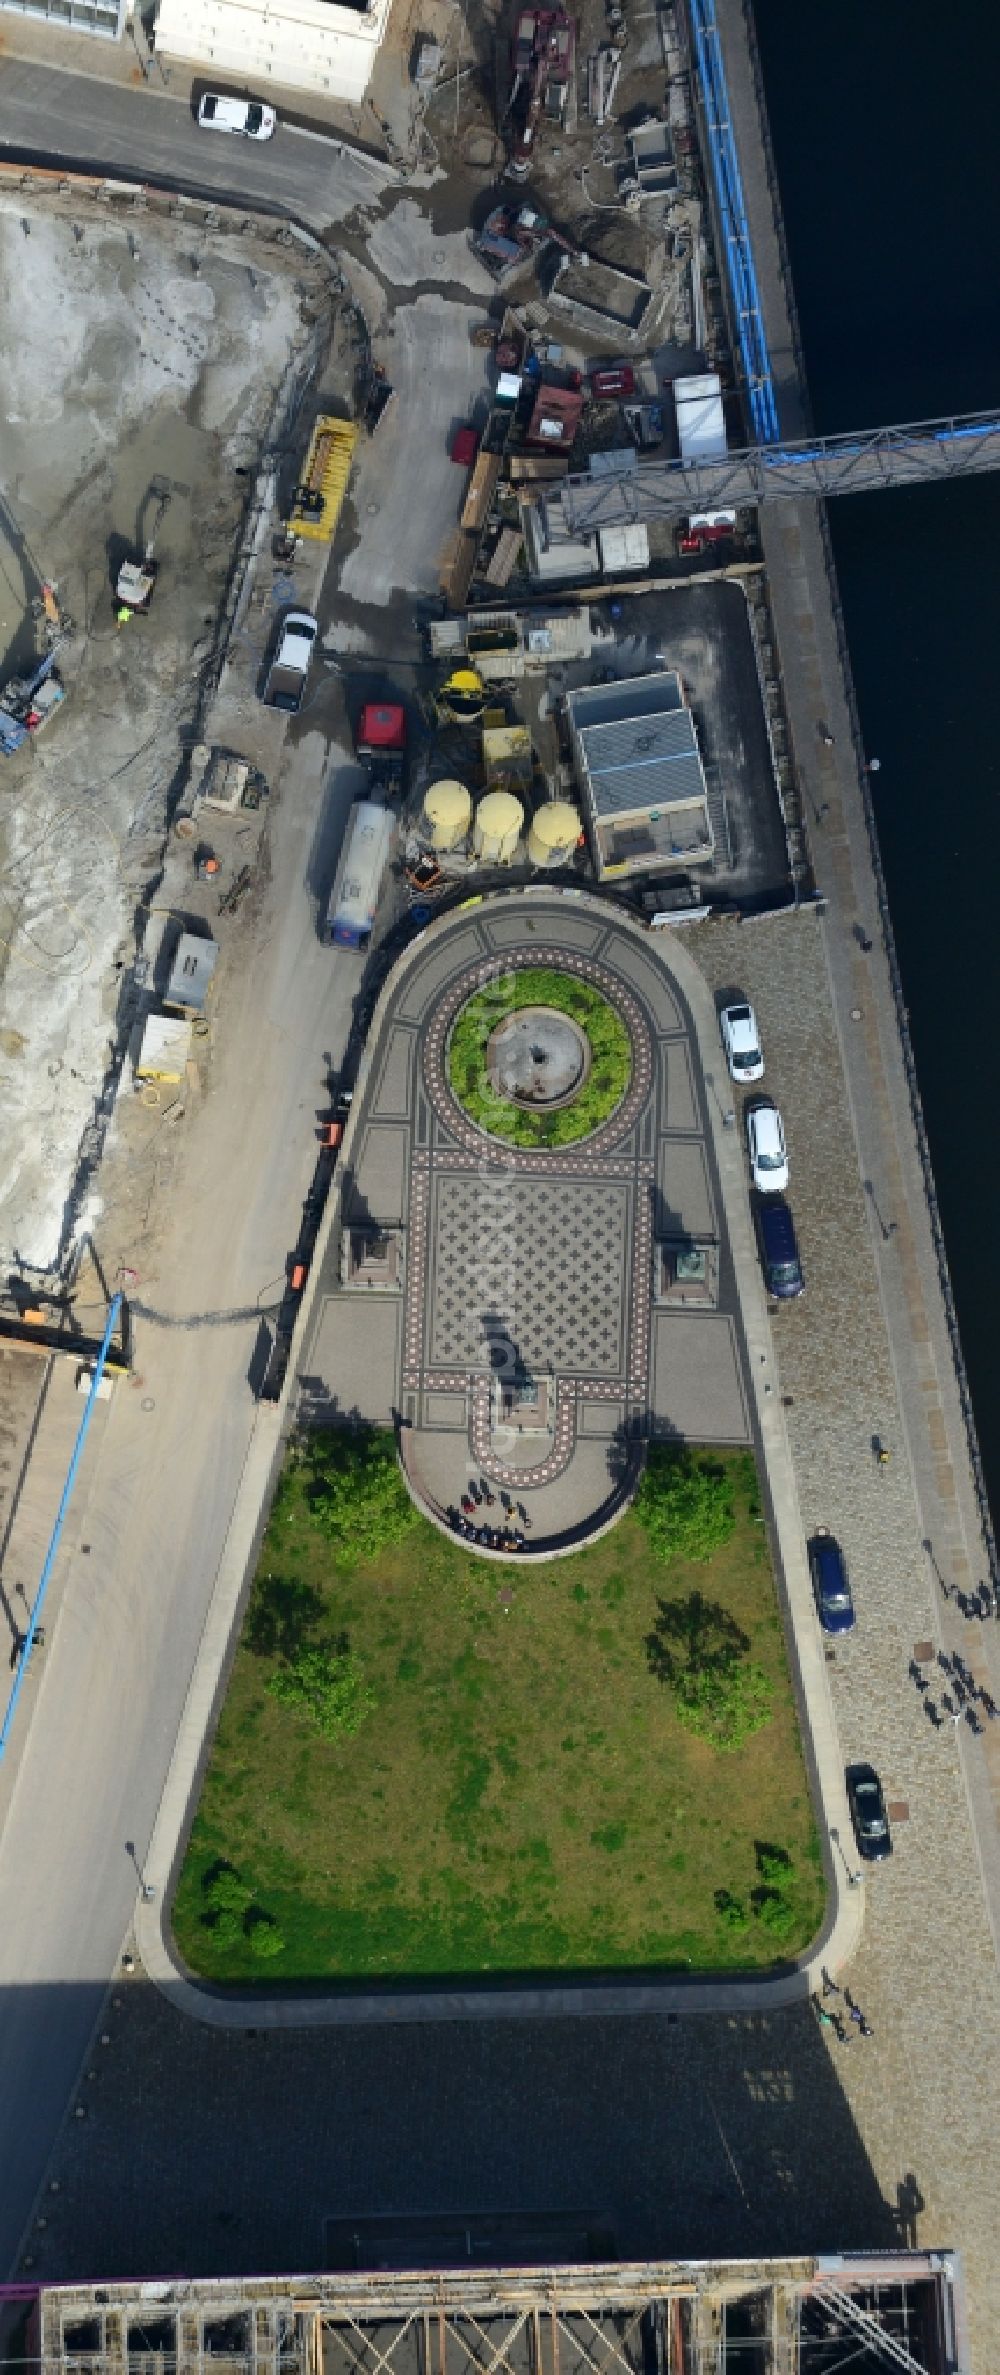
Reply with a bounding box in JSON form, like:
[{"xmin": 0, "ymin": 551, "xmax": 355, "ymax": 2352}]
[{"xmin": 565, "ymin": 671, "xmax": 713, "ymax": 881}]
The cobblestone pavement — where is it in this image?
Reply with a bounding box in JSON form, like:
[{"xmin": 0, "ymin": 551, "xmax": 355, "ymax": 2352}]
[
  {"xmin": 698, "ymin": 910, "xmax": 1000, "ymax": 2360},
  {"xmin": 21, "ymin": 1979, "xmax": 902, "ymax": 2286}
]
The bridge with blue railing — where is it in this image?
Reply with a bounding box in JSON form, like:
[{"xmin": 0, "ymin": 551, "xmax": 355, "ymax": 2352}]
[{"xmin": 555, "ymin": 409, "xmax": 1000, "ymax": 534}]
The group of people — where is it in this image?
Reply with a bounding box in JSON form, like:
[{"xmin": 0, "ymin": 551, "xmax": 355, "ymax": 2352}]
[
  {"xmin": 910, "ymin": 1646, "xmax": 999, "ymax": 1735},
  {"xmin": 814, "ymin": 1971, "xmax": 873, "ymax": 2042},
  {"xmin": 446, "ymin": 1478, "xmax": 533, "ymax": 1555}
]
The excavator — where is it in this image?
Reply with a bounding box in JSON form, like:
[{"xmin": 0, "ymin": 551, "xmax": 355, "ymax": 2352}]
[{"xmin": 116, "ymin": 477, "xmax": 173, "ymax": 615}]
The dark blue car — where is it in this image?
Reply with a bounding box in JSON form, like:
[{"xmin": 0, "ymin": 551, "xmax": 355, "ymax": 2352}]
[
  {"xmin": 808, "ymin": 1530, "xmax": 856, "ymax": 1633},
  {"xmin": 757, "ymin": 1198, "xmax": 804, "ymax": 1299}
]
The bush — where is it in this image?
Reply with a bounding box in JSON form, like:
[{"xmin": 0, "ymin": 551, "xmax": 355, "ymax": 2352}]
[
  {"xmin": 673, "ymin": 1659, "xmax": 773, "ymax": 1751},
  {"xmin": 302, "ymin": 1429, "xmax": 416, "ymax": 1563},
  {"xmin": 752, "ymin": 1887, "xmax": 796, "ymax": 1941},
  {"xmin": 206, "ymin": 1908, "xmax": 242, "ymax": 1946},
  {"xmin": 268, "ymin": 1641, "xmax": 375, "ymax": 1741},
  {"xmin": 713, "ymin": 1889, "xmax": 748, "ymax": 1929},
  {"xmin": 248, "ymin": 1918, "xmax": 285, "ymax": 1960},
  {"xmin": 204, "ymin": 1867, "xmax": 253, "ymax": 1914},
  {"xmin": 636, "ymin": 1448, "xmax": 736, "ymax": 1564},
  {"xmin": 755, "ymin": 1842, "xmax": 792, "ymax": 1886}
]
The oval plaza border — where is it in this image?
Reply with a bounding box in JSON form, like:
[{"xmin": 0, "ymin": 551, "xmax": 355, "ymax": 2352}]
[{"xmin": 423, "ymin": 944, "xmax": 654, "ymax": 1161}]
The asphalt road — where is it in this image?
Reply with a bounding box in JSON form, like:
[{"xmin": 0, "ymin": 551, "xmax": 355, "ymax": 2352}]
[
  {"xmin": 0, "ymin": 54, "xmax": 387, "ymax": 2261},
  {"xmin": 0, "ymin": 58, "xmax": 387, "ymax": 230}
]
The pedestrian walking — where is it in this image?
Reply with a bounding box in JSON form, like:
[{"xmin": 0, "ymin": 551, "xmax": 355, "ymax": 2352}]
[
  {"xmin": 858, "ymin": 2016, "xmax": 874, "ymax": 2038},
  {"xmin": 814, "ymin": 2000, "xmax": 836, "ymax": 2030},
  {"xmin": 924, "ymin": 1699, "xmax": 943, "ymax": 1728},
  {"xmin": 819, "ymin": 724, "xmax": 836, "ymax": 747},
  {"xmin": 848, "ymin": 2002, "xmax": 865, "ymax": 2028},
  {"xmin": 832, "ymin": 2014, "xmax": 850, "ymax": 2043},
  {"xmin": 967, "ymin": 1709, "xmax": 984, "ymax": 1736},
  {"xmin": 821, "ymin": 1967, "xmax": 839, "ymax": 1997}
]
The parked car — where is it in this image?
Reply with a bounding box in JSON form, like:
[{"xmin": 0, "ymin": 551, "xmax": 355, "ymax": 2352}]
[
  {"xmin": 747, "ymin": 1099, "xmax": 788, "ymax": 1193},
  {"xmin": 846, "ymin": 1763, "xmax": 892, "ymax": 1861},
  {"xmin": 720, "ymin": 1000, "xmax": 764, "ymax": 1083},
  {"xmin": 808, "ymin": 1530, "xmax": 855, "ymax": 1633},
  {"xmin": 197, "ymin": 93, "xmax": 277, "ymax": 140},
  {"xmin": 261, "ymin": 610, "xmax": 318, "ymax": 713},
  {"xmin": 757, "ymin": 1198, "xmax": 803, "ymax": 1299}
]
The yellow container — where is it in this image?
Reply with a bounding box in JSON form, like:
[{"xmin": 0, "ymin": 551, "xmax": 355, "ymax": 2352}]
[{"xmin": 288, "ymin": 416, "xmax": 359, "ymax": 542}]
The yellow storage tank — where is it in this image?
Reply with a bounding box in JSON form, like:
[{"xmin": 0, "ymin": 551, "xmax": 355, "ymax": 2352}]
[
  {"xmin": 527, "ymin": 800, "xmax": 582, "ymax": 868},
  {"xmin": 423, "ymin": 779, "xmax": 472, "ymax": 852},
  {"xmin": 474, "ymin": 791, "xmax": 524, "ymax": 866}
]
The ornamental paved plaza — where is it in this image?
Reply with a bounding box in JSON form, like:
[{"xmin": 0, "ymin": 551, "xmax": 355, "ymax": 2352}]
[{"xmin": 302, "ymin": 900, "xmax": 751, "ymax": 1545}]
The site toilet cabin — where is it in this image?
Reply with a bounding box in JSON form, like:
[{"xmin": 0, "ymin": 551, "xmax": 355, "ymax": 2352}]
[{"xmin": 163, "ymin": 931, "xmax": 218, "ymax": 1016}]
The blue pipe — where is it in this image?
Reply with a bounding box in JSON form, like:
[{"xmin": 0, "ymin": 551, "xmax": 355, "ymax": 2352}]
[
  {"xmin": 0, "ymin": 1293, "xmax": 123, "ymax": 1761},
  {"xmin": 688, "ymin": 0, "xmax": 780, "ymax": 445}
]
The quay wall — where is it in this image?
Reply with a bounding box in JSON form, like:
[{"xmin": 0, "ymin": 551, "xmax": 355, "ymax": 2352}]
[{"xmin": 682, "ymin": 0, "xmax": 998, "ymax": 1596}]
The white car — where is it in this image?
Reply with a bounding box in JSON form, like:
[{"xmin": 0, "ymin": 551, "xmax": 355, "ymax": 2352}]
[
  {"xmin": 262, "ymin": 610, "xmax": 318, "ymax": 713},
  {"xmin": 197, "ymin": 93, "xmax": 277, "ymax": 140},
  {"xmin": 720, "ymin": 1000, "xmax": 764, "ymax": 1083},
  {"xmin": 747, "ymin": 1100, "xmax": 788, "ymax": 1194}
]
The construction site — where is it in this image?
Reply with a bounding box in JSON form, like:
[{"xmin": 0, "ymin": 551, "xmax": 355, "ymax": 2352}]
[{"xmin": 0, "ymin": 179, "xmax": 337, "ymax": 1275}]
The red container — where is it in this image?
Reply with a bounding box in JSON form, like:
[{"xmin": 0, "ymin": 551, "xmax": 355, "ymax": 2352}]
[
  {"xmin": 356, "ymin": 702, "xmax": 407, "ymax": 753},
  {"xmin": 590, "ymin": 365, "xmax": 636, "ymax": 399},
  {"xmin": 450, "ymin": 424, "xmax": 480, "ymax": 466}
]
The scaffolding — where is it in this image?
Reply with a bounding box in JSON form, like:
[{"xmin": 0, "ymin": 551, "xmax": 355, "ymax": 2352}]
[{"xmin": 23, "ymin": 2252, "xmax": 968, "ymax": 2375}]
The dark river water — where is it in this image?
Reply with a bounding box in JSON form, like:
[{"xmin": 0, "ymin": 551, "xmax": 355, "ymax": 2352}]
[{"xmin": 751, "ymin": 0, "xmax": 1000, "ymax": 1527}]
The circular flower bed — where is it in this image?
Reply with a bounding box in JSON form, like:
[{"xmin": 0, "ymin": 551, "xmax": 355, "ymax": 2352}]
[{"xmin": 447, "ymin": 965, "xmax": 632, "ymax": 1146}]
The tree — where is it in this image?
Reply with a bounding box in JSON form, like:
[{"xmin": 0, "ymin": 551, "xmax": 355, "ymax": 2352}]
[
  {"xmin": 302, "ymin": 1430, "xmax": 416, "ymax": 1563},
  {"xmin": 636, "ymin": 1448, "xmax": 736, "ymax": 1564},
  {"xmin": 204, "ymin": 1868, "xmax": 253, "ymax": 1914},
  {"xmin": 248, "ymin": 1918, "xmax": 285, "ymax": 1960},
  {"xmin": 268, "ymin": 1640, "xmax": 375, "ymax": 1741},
  {"xmin": 645, "ymin": 1591, "xmax": 772, "ymax": 1750}
]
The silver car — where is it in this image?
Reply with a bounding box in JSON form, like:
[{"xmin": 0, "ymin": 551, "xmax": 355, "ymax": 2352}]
[{"xmin": 747, "ymin": 1099, "xmax": 789, "ymax": 1194}]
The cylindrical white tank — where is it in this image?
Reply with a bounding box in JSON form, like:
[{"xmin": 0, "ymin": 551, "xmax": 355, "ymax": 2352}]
[
  {"xmin": 423, "ymin": 778, "xmax": 472, "ymax": 852},
  {"xmin": 527, "ymin": 800, "xmax": 582, "ymax": 868},
  {"xmin": 474, "ymin": 790, "xmax": 524, "ymax": 865}
]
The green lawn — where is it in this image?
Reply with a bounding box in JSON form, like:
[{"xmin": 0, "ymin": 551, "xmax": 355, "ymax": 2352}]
[
  {"xmin": 173, "ymin": 1444, "xmax": 824, "ymax": 1985},
  {"xmin": 447, "ymin": 965, "xmax": 631, "ymax": 1145}
]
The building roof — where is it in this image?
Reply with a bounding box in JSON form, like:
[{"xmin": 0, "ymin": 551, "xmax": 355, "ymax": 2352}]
[{"xmin": 567, "ymin": 672, "xmax": 707, "ymax": 818}]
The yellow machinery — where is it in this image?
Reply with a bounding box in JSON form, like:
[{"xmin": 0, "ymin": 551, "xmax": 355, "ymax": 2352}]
[
  {"xmin": 434, "ymin": 665, "xmax": 486, "ymax": 726},
  {"xmin": 287, "ymin": 417, "xmax": 358, "ymax": 542}
]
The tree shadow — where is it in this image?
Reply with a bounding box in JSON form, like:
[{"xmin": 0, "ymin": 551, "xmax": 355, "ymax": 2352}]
[
  {"xmin": 645, "ymin": 1590, "xmax": 749, "ymax": 1688},
  {"xmin": 243, "ymin": 1573, "xmax": 324, "ymax": 1659}
]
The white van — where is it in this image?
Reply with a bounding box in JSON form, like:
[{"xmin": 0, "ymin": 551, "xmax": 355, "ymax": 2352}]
[{"xmin": 197, "ymin": 93, "xmax": 277, "ymax": 140}]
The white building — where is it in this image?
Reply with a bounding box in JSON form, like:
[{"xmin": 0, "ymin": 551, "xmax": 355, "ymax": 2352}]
[{"xmin": 154, "ymin": 0, "xmax": 392, "ymax": 104}]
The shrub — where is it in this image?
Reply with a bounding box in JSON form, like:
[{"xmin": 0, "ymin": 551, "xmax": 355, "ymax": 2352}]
[
  {"xmin": 248, "ymin": 1918, "xmax": 285, "ymax": 1961},
  {"xmin": 206, "ymin": 1908, "xmax": 242, "ymax": 1946},
  {"xmin": 302, "ymin": 1429, "xmax": 416, "ymax": 1563},
  {"xmin": 713, "ymin": 1889, "xmax": 749, "ymax": 1929},
  {"xmin": 673, "ymin": 1659, "xmax": 773, "ymax": 1751},
  {"xmin": 752, "ymin": 1888, "xmax": 796, "ymax": 1941},
  {"xmin": 636, "ymin": 1448, "xmax": 736, "ymax": 1564},
  {"xmin": 203, "ymin": 1866, "xmax": 253, "ymax": 1913},
  {"xmin": 268, "ymin": 1641, "xmax": 375, "ymax": 1742},
  {"xmin": 755, "ymin": 1842, "xmax": 793, "ymax": 1886}
]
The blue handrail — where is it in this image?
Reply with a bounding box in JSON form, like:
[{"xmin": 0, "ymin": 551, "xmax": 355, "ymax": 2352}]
[
  {"xmin": 0, "ymin": 1294, "xmax": 123, "ymax": 1761},
  {"xmin": 688, "ymin": 0, "xmax": 781, "ymax": 445}
]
